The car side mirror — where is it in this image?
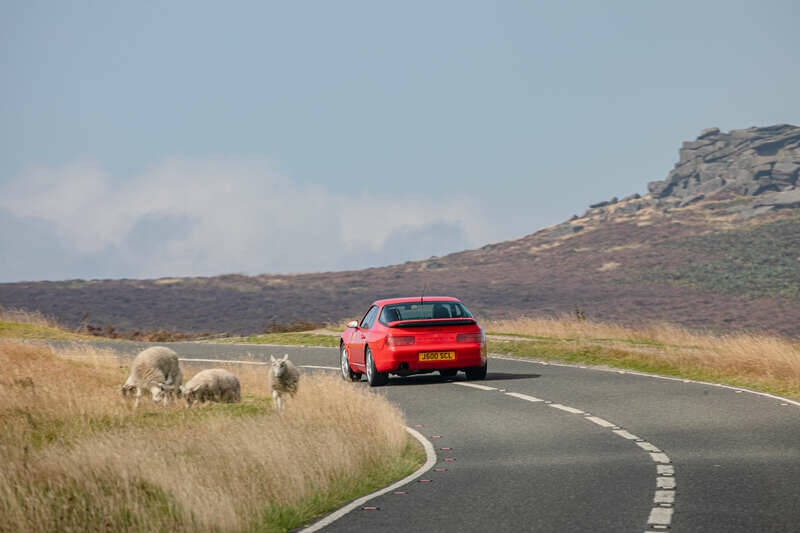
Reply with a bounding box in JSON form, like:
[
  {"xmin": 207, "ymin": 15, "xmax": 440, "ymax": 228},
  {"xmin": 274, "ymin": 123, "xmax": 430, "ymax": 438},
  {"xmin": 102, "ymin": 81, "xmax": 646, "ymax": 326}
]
[{"xmin": 347, "ymin": 320, "xmax": 359, "ymax": 329}]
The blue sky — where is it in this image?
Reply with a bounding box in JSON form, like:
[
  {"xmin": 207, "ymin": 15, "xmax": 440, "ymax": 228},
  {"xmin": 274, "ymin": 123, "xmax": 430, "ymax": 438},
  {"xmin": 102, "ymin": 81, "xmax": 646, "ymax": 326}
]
[{"xmin": 1, "ymin": 1, "xmax": 799, "ymax": 281}]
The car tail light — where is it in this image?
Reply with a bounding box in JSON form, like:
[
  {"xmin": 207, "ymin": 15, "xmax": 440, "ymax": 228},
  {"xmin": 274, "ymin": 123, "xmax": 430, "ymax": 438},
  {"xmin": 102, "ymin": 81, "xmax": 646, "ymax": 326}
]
[
  {"xmin": 387, "ymin": 335, "xmax": 415, "ymax": 347},
  {"xmin": 457, "ymin": 333, "xmax": 484, "ymax": 343}
]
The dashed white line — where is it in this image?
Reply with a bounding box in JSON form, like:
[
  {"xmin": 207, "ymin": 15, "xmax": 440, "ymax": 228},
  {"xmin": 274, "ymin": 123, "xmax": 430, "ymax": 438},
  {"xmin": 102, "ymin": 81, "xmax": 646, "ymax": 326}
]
[
  {"xmin": 452, "ymin": 382, "xmax": 498, "ymax": 391},
  {"xmin": 585, "ymin": 416, "xmax": 616, "ymax": 428},
  {"xmin": 456, "ymin": 382, "xmax": 676, "ymax": 532},
  {"xmin": 636, "ymin": 441, "xmax": 662, "ymax": 452},
  {"xmin": 657, "ymin": 477, "xmax": 676, "ymax": 490},
  {"xmin": 549, "ymin": 403, "xmax": 585, "ymax": 414},
  {"xmin": 505, "ymin": 392, "xmax": 544, "ymax": 402},
  {"xmin": 613, "ymin": 429, "xmax": 640, "ymax": 440},
  {"xmin": 654, "ymin": 490, "xmax": 675, "ymax": 504},
  {"xmin": 647, "ymin": 506, "xmax": 674, "ymax": 526}
]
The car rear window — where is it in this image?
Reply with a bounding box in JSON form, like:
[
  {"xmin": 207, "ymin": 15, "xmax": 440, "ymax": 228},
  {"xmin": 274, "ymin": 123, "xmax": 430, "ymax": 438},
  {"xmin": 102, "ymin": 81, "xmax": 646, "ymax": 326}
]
[{"xmin": 380, "ymin": 301, "xmax": 473, "ymax": 324}]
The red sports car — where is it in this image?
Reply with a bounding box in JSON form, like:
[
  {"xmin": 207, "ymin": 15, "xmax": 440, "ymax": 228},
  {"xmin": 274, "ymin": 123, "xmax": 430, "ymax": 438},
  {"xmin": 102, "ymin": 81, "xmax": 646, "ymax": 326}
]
[{"xmin": 339, "ymin": 296, "xmax": 488, "ymax": 386}]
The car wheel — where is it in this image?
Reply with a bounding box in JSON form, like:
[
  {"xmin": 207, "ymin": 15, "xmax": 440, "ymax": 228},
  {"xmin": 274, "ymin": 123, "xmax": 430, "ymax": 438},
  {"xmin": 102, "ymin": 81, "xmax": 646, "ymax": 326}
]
[
  {"xmin": 439, "ymin": 369, "xmax": 458, "ymax": 379},
  {"xmin": 365, "ymin": 347, "xmax": 388, "ymax": 387},
  {"xmin": 465, "ymin": 362, "xmax": 487, "ymax": 381},
  {"xmin": 340, "ymin": 343, "xmax": 362, "ymax": 382}
]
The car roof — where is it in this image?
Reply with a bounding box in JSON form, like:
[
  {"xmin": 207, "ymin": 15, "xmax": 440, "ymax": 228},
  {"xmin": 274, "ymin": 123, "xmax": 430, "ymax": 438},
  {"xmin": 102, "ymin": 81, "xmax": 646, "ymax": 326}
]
[{"xmin": 372, "ymin": 296, "xmax": 461, "ymax": 307}]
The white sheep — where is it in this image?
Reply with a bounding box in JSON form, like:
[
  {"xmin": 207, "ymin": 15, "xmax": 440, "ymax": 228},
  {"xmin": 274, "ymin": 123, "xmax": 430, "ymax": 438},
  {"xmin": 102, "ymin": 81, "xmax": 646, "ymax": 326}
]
[
  {"xmin": 180, "ymin": 368, "xmax": 241, "ymax": 407},
  {"xmin": 269, "ymin": 354, "xmax": 299, "ymax": 413},
  {"xmin": 121, "ymin": 346, "xmax": 183, "ymax": 408}
]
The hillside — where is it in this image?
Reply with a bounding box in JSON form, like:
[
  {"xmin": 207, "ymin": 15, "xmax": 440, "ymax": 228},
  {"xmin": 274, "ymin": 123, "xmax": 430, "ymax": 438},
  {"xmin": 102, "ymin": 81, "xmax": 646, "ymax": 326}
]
[{"xmin": 1, "ymin": 124, "xmax": 799, "ymax": 336}]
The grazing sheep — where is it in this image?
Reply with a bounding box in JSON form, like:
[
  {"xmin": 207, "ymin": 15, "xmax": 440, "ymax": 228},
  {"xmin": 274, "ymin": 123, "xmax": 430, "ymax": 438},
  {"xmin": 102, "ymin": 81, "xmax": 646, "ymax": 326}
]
[
  {"xmin": 121, "ymin": 346, "xmax": 182, "ymax": 408},
  {"xmin": 180, "ymin": 368, "xmax": 241, "ymax": 407},
  {"xmin": 269, "ymin": 354, "xmax": 299, "ymax": 413}
]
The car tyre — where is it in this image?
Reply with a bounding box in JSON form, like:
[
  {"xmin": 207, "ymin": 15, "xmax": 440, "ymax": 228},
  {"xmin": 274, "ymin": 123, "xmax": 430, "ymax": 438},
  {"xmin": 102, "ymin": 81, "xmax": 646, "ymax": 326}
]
[
  {"xmin": 465, "ymin": 362, "xmax": 487, "ymax": 381},
  {"xmin": 365, "ymin": 347, "xmax": 388, "ymax": 387},
  {"xmin": 439, "ymin": 369, "xmax": 458, "ymax": 379},
  {"xmin": 340, "ymin": 343, "xmax": 362, "ymax": 382}
]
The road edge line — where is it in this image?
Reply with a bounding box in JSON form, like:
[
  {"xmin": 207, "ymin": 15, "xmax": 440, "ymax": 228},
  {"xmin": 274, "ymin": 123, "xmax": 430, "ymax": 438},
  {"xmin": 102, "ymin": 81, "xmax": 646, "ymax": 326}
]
[{"xmin": 300, "ymin": 426, "xmax": 437, "ymax": 532}]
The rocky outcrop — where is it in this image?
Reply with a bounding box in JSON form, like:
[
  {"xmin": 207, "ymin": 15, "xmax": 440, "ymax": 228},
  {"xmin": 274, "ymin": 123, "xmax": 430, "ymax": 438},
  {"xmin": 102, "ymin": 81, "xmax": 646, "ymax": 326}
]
[{"xmin": 647, "ymin": 124, "xmax": 800, "ymax": 199}]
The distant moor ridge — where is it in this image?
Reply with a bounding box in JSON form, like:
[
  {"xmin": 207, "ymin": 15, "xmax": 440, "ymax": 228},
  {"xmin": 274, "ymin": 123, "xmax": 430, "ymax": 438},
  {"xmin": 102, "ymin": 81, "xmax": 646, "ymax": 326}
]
[{"xmin": 2, "ymin": 125, "xmax": 799, "ymax": 336}]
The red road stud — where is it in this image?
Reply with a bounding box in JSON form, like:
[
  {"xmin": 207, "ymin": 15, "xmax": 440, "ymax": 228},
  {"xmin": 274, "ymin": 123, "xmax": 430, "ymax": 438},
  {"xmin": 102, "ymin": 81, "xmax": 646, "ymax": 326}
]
[
  {"xmin": 440, "ymin": 447, "xmax": 452, "ymax": 451},
  {"xmin": 418, "ymin": 479, "xmax": 432, "ymax": 483},
  {"xmin": 362, "ymin": 506, "xmax": 379, "ymax": 511},
  {"xmin": 444, "ymin": 457, "xmax": 456, "ymax": 462},
  {"xmin": 393, "ymin": 491, "xmax": 407, "ymax": 495},
  {"xmin": 434, "ymin": 468, "xmax": 447, "ymax": 472},
  {"xmin": 431, "ymin": 435, "xmax": 442, "ymax": 439}
]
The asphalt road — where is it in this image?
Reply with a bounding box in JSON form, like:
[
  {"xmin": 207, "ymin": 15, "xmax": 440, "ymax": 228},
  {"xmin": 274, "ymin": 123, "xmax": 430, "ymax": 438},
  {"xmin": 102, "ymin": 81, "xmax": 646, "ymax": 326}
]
[{"xmin": 99, "ymin": 341, "xmax": 800, "ymax": 533}]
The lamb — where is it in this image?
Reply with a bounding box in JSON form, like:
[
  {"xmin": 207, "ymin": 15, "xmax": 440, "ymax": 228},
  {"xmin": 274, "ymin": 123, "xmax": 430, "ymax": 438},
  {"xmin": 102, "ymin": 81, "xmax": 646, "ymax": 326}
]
[
  {"xmin": 269, "ymin": 354, "xmax": 300, "ymax": 413},
  {"xmin": 121, "ymin": 346, "xmax": 183, "ymax": 408},
  {"xmin": 180, "ymin": 368, "xmax": 241, "ymax": 407}
]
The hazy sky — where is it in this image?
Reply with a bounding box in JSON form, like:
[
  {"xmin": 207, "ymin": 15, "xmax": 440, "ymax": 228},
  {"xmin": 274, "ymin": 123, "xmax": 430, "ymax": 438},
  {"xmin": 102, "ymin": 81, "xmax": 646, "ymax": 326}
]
[{"xmin": 2, "ymin": 1, "xmax": 799, "ymax": 282}]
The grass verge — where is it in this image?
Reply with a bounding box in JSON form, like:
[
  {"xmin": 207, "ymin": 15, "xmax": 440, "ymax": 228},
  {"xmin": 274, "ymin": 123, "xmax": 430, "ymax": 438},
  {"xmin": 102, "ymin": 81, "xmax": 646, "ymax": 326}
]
[
  {"xmin": 0, "ymin": 341, "xmax": 422, "ymax": 532},
  {"xmin": 486, "ymin": 316, "xmax": 800, "ymax": 399},
  {"xmin": 215, "ymin": 332, "xmax": 340, "ymax": 348}
]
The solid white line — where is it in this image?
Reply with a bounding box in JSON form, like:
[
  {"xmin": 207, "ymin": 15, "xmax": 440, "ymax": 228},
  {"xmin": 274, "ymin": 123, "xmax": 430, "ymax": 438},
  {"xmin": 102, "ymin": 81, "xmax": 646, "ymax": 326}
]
[
  {"xmin": 657, "ymin": 477, "xmax": 676, "ymax": 490},
  {"xmin": 647, "ymin": 506, "xmax": 674, "ymax": 525},
  {"xmin": 489, "ymin": 353, "xmax": 800, "ymax": 408},
  {"xmin": 453, "ymin": 382, "xmax": 498, "ymax": 391},
  {"xmin": 654, "ymin": 490, "xmax": 675, "ymax": 504},
  {"xmin": 179, "ymin": 357, "xmax": 268, "ymax": 365},
  {"xmin": 585, "ymin": 416, "xmax": 615, "ymax": 428},
  {"xmin": 613, "ymin": 429, "xmax": 640, "ymax": 440},
  {"xmin": 636, "ymin": 442, "xmax": 661, "ymax": 452},
  {"xmin": 299, "ymin": 365, "xmax": 340, "ymax": 370},
  {"xmin": 549, "ymin": 403, "xmax": 585, "ymax": 414},
  {"xmin": 649, "ymin": 452, "xmax": 671, "ymax": 464},
  {"xmin": 505, "ymin": 392, "xmax": 544, "ymax": 402},
  {"xmin": 300, "ymin": 427, "xmax": 437, "ymax": 532}
]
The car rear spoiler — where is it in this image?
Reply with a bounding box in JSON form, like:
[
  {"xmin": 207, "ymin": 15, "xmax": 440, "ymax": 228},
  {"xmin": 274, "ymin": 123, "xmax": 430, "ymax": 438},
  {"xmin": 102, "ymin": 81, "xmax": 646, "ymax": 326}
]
[{"xmin": 388, "ymin": 318, "xmax": 477, "ymax": 328}]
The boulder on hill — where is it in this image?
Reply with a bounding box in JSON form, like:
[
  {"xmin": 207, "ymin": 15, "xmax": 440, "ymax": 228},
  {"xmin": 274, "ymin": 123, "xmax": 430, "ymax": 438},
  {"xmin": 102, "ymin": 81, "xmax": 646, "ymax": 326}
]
[{"xmin": 646, "ymin": 124, "xmax": 800, "ymax": 200}]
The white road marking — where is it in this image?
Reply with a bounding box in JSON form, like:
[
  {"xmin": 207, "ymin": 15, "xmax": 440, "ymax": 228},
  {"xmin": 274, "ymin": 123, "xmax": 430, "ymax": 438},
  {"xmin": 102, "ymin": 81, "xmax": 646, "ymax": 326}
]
[
  {"xmin": 649, "ymin": 452, "xmax": 671, "ymax": 464},
  {"xmin": 299, "ymin": 365, "xmax": 339, "ymax": 370},
  {"xmin": 636, "ymin": 441, "xmax": 661, "ymax": 452},
  {"xmin": 549, "ymin": 403, "xmax": 585, "ymax": 414},
  {"xmin": 451, "ymin": 377, "xmax": 676, "ymax": 533},
  {"xmin": 505, "ymin": 392, "xmax": 544, "ymax": 402},
  {"xmin": 586, "ymin": 416, "xmax": 616, "ymax": 428},
  {"xmin": 453, "ymin": 382, "xmax": 498, "ymax": 391},
  {"xmin": 654, "ymin": 490, "xmax": 675, "ymax": 504},
  {"xmin": 179, "ymin": 357, "xmax": 269, "ymax": 365},
  {"xmin": 613, "ymin": 429, "xmax": 640, "ymax": 440},
  {"xmin": 657, "ymin": 477, "xmax": 676, "ymax": 489},
  {"xmin": 489, "ymin": 353, "xmax": 800, "ymax": 408},
  {"xmin": 647, "ymin": 506, "xmax": 674, "ymax": 526},
  {"xmin": 657, "ymin": 465, "xmax": 674, "ymax": 476},
  {"xmin": 300, "ymin": 427, "xmax": 436, "ymax": 532}
]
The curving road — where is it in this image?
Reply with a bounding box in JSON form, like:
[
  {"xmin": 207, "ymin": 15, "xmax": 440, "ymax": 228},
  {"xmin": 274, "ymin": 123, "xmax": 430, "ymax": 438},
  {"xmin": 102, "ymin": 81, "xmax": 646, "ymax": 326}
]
[{"xmin": 100, "ymin": 341, "xmax": 800, "ymax": 532}]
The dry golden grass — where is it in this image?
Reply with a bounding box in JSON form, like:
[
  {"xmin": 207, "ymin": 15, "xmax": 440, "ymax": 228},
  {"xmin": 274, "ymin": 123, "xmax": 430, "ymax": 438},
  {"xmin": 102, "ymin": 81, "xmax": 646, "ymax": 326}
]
[
  {"xmin": 0, "ymin": 341, "xmax": 416, "ymax": 532},
  {"xmin": 0, "ymin": 306, "xmax": 60, "ymax": 328},
  {"xmin": 486, "ymin": 316, "xmax": 800, "ymax": 397}
]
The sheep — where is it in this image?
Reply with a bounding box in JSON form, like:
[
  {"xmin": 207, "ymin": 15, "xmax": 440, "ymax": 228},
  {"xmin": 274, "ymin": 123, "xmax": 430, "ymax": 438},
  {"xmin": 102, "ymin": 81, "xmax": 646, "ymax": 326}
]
[
  {"xmin": 121, "ymin": 346, "xmax": 183, "ymax": 408},
  {"xmin": 269, "ymin": 354, "xmax": 299, "ymax": 413},
  {"xmin": 180, "ymin": 368, "xmax": 241, "ymax": 407}
]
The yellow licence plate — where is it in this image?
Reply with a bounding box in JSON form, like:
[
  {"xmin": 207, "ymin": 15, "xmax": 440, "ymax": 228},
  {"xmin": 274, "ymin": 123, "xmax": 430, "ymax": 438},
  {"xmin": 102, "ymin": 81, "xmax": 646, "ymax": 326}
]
[{"xmin": 419, "ymin": 351, "xmax": 456, "ymax": 361}]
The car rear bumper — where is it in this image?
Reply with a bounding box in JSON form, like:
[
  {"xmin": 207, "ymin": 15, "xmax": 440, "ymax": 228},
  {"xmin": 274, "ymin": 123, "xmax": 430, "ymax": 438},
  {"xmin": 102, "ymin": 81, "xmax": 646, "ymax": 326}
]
[{"xmin": 376, "ymin": 343, "xmax": 487, "ymax": 373}]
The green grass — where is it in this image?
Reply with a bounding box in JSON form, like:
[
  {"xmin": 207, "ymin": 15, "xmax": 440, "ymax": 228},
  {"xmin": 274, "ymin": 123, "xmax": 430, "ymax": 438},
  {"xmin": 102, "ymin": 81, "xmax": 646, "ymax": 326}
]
[
  {"xmin": 216, "ymin": 332, "xmax": 340, "ymax": 348},
  {"xmin": 249, "ymin": 438, "xmax": 425, "ymax": 532},
  {"xmin": 488, "ymin": 339, "xmax": 800, "ymax": 399},
  {"xmin": 0, "ymin": 320, "xmax": 95, "ymax": 341}
]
